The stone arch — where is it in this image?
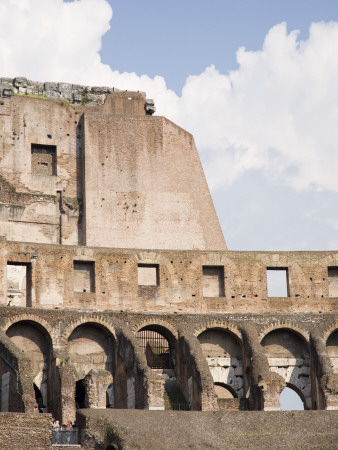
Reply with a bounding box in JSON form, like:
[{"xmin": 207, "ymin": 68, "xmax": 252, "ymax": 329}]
[
  {"xmin": 6, "ymin": 319, "xmax": 53, "ymax": 412},
  {"xmin": 197, "ymin": 327, "xmax": 245, "ymax": 401},
  {"xmin": 280, "ymin": 384, "xmax": 306, "ymax": 410},
  {"xmin": 3, "ymin": 314, "xmax": 55, "ymax": 348},
  {"xmin": 326, "ymin": 328, "xmax": 338, "ymax": 374},
  {"xmin": 133, "ymin": 319, "xmax": 178, "ymax": 340},
  {"xmin": 67, "ymin": 321, "xmax": 115, "ymax": 381},
  {"xmin": 259, "ymin": 323, "xmax": 310, "ymax": 345},
  {"xmin": 63, "ymin": 316, "xmax": 117, "ymax": 344},
  {"xmin": 135, "ymin": 323, "xmax": 177, "ymax": 371},
  {"xmin": 323, "ymin": 322, "xmax": 338, "ymax": 343},
  {"xmin": 67, "ymin": 321, "xmax": 115, "ymax": 411},
  {"xmin": 261, "ymin": 327, "xmax": 311, "ymax": 409},
  {"xmin": 214, "ymin": 382, "xmax": 238, "ymax": 399},
  {"xmin": 194, "ymin": 322, "xmax": 242, "ymax": 341}
]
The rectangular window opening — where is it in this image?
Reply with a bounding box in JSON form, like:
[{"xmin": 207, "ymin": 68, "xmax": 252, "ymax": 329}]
[
  {"xmin": 7, "ymin": 262, "xmax": 31, "ymax": 307},
  {"xmin": 31, "ymin": 143, "xmax": 57, "ymax": 176},
  {"xmin": 73, "ymin": 261, "xmax": 95, "ymax": 293},
  {"xmin": 328, "ymin": 267, "xmax": 338, "ymax": 298},
  {"xmin": 202, "ymin": 266, "xmax": 225, "ymax": 297},
  {"xmin": 267, "ymin": 268, "xmax": 289, "ymax": 297},
  {"xmin": 138, "ymin": 264, "xmax": 159, "ymax": 286}
]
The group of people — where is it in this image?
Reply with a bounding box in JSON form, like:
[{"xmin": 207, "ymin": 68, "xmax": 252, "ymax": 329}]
[{"xmin": 51, "ymin": 419, "xmax": 77, "ymax": 445}]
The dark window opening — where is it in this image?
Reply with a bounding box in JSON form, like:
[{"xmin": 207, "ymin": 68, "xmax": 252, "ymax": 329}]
[
  {"xmin": 33, "ymin": 383, "xmax": 45, "ymax": 413},
  {"xmin": 31, "ymin": 143, "xmax": 57, "ymax": 176},
  {"xmin": 75, "ymin": 379, "xmax": 86, "ymax": 409}
]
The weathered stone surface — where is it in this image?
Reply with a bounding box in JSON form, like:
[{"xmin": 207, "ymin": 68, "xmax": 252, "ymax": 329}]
[
  {"xmin": 0, "ymin": 77, "xmax": 336, "ymax": 449},
  {"xmin": 0, "ymin": 412, "xmax": 52, "ymax": 449},
  {"xmin": 13, "ymin": 77, "xmax": 27, "ymax": 88},
  {"xmin": 145, "ymin": 99, "xmax": 156, "ymax": 115},
  {"xmin": 77, "ymin": 409, "xmax": 338, "ymax": 450}
]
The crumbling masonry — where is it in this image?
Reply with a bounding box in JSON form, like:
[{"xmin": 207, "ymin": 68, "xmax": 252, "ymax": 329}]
[{"xmin": 0, "ymin": 77, "xmax": 337, "ymax": 446}]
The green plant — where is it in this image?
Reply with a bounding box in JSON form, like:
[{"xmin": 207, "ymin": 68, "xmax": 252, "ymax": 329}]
[
  {"xmin": 81, "ymin": 91, "xmax": 90, "ymax": 105},
  {"xmin": 14, "ymin": 92, "xmax": 48, "ymax": 100},
  {"xmin": 59, "ymin": 356, "xmax": 70, "ymax": 367}
]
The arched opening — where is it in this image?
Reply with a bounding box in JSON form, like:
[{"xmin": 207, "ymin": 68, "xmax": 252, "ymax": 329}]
[
  {"xmin": 68, "ymin": 323, "xmax": 114, "ymax": 410},
  {"xmin": 198, "ymin": 328, "xmax": 245, "ymax": 405},
  {"xmin": 6, "ymin": 321, "xmax": 52, "ymax": 413},
  {"xmin": 326, "ymin": 329, "xmax": 338, "ymax": 373},
  {"xmin": 214, "ymin": 382, "xmax": 237, "ymax": 399},
  {"xmin": 136, "ymin": 325, "xmax": 186, "ymax": 410},
  {"xmin": 106, "ymin": 383, "xmax": 114, "ymax": 408},
  {"xmin": 261, "ymin": 328, "xmax": 311, "ymax": 409},
  {"xmin": 136, "ymin": 326, "xmax": 174, "ymax": 370},
  {"xmin": 75, "ymin": 379, "xmax": 86, "ymax": 409},
  {"xmin": 33, "ymin": 383, "xmax": 46, "ymax": 413},
  {"xmin": 280, "ymin": 385, "xmax": 305, "ymax": 411}
]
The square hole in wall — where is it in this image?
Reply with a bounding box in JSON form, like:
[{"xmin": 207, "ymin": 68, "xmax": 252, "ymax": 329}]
[
  {"xmin": 7, "ymin": 262, "xmax": 31, "ymax": 307},
  {"xmin": 74, "ymin": 261, "xmax": 95, "ymax": 293},
  {"xmin": 266, "ymin": 268, "xmax": 289, "ymax": 297},
  {"xmin": 328, "ymin": 267, "xmax": 338, "ymax": 298},
  {"xmin": 31, "ymin": 144, "xmax": 57, "ymax": 176},
  {"xmin": 138, "ymin": 264, "xmax": 159, "ymax": 286},
  {"xmin": 202, "ymin": 266, "xmax": 225, "ymax": 297}
]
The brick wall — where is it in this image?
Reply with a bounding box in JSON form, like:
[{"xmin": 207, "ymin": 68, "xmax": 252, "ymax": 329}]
[{"xmin": 0, "ymin": 412, "xmax": 52, "ymax": 449}]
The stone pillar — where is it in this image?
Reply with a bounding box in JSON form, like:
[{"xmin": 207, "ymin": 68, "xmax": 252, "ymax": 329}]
[
  {"xmin": 58, "ymin": 364, "xmax": 77, "ymax": 423},
  {"xmin": 177, "ymin": 328, "xmax": 218, "ymax": 411},
  {"xmin": 240, "ymin": 324, "xmax": 285, "ymax": 410},
  {"xmin": 84, "ymin": 369, "xmax": 114, "ymax": 409},
  {"xmin": 145, "ymin": 373, "xmax": 165, "ymax": 410},
  {"xmin": 311, "ymin": 335, "xmax": 338, "ymax": 410}
]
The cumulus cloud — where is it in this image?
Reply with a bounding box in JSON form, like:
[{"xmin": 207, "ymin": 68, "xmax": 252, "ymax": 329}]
[
  {"xmin": 1, "ymin": 0, "xmax": 338, "ymax": 194},
  {"xmin": 175, "ymin": 22, "xmax": 338, "ymax": 192}
]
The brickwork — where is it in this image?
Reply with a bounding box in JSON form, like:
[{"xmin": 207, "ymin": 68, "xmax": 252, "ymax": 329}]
[
  {"xmin": 0, "ymin": 79, "xmax": 337, "ymax": 446},
  {"xmin": 0, "ymin": 412, "xmax": 52, "ymax": 449},
  {"xmin": 0, "ymin": 240, "xmax": 337, "ymax": 313},
  {"xmin": 77, "ymin": 409, "xmax": 338, "ymax": 449}
]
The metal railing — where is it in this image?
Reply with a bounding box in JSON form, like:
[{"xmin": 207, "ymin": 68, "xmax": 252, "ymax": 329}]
[
  {"xmin": 171, "ymin": 403, "xmax": 191, "ymax": 411},
  {"xmin": 136, "ymin": 329, "xmax": 172, "ymax": 369},
  {"xmin": 51, "ymin": 428, "xmax": 79, "ymax": 445}
]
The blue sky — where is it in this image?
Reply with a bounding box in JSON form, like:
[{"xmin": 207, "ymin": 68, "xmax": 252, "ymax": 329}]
[
  {"xmin": 102, "ymin": 0, "xmax": 338, "ymax": 94},
  {"xmin": 1, "ymin": 0, "xmax": 338, "ymax": 252}
]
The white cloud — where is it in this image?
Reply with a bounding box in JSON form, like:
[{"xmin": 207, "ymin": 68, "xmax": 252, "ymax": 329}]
[
  {"xmin": 0, "ymin": 0, "xmax": 113, "ymax": 83},
  {"xmin": 1, "ymin": 1, "xmax": 338, "ymax": 195},
  {"xmin": 174, "ymin": 22, "xmax": 338, "ymax": 193}
]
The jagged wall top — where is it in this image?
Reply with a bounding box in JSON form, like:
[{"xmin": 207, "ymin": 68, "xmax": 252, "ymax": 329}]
[{"xmin": 0, "ymin": 76, "xmax": 155, "ymax": 113}]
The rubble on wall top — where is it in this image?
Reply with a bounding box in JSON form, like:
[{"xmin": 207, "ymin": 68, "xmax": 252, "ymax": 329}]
[{"xmin": 0, "ymin": 77, "xmax": 155, "ymax": 113}]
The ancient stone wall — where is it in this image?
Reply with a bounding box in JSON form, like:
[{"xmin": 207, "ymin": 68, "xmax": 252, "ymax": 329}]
[
  {"xmin": 0, "ymin": 306, "xmax": 336, "ymax": 415},
  {"xmin": 77, "ymin": 409, "xmax": 338, "ymax": 450},
  {"xmin": 83, "ymin": 114, "xmax": 226, "ymax": 250},
  {"xmin": 0, "ymin": 91, "xmax": 225, "ymax": 250},
  {"xmin": 0, "ymin": 79, "xmax": 337, "ymax": 442},
  {"xmin": 0, "ymin": 412, "xmax": 52, "ymax": 450},
  {"xmin": 0, "ymin": 240, "xmax": 337, "ymax": 313},
  {"xmin": 0, "ymin": 77, "xmax": 153, "ymax": 111}
]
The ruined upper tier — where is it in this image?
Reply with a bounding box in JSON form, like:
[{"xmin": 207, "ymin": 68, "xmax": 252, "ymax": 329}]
[{"xmin": 0, "ymin": 78, "xmax": 226, "ymax": 251}]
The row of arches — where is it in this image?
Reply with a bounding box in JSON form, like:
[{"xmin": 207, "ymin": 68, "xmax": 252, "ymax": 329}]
[{"xmin": 1, "ymin": 318, "xmax": 337, "ymax": 418}]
